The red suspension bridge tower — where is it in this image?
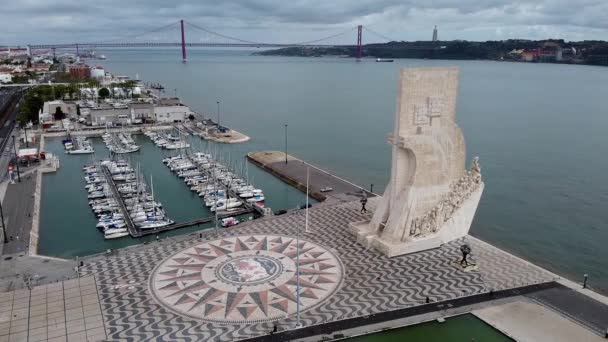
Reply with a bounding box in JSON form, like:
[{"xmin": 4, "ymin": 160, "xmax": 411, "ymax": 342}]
[
  {"xmin": 356, "ymin": 25, "xmax": 363, "ymax": 61},
  {"xmin": 180, "ymin": 19, "xmax": 187, "ymax": 62}
]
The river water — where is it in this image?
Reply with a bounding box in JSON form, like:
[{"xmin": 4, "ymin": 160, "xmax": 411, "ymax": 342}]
[{"xmin": 39, "ymin": 49, "xmax": 608, "ymax": 294}]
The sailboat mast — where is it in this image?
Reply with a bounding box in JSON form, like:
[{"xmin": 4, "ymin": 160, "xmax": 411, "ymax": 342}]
[
  {"xmin": 151, "ymin": 174, "xmax": 155, "ymax": 213},
  {"xmin": 214, "ymin": 162, "xmax": 219, "ymax": 233}
]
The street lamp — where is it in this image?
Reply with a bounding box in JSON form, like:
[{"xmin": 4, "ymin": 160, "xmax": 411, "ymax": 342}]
[
  {"xmin": 216, "ymin": 101, "xmax": 221, "ymax": 128},
  {"xmin": 284, "ymin": 124, "xmax": 288, "ymax": 164},
  {"xmin": 23, "ymin": 125, "xmax": 28, "ymax": 148},
  {"xmin": 12, "ymin": 136, "xmax": 21, "ymax": 182},
  {"xmin": 0, "ymin": 200, "xmax": 6, "ymax": 244}
]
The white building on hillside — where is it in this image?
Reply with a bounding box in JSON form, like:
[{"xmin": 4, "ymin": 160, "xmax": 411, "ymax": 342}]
[
  {"xmin": 0, "ymin": 73, "xmax": 12, "ymax": 83},
  {"xmin": 91, "ymin": 66, "xmax": 105, "ymax": 79}
]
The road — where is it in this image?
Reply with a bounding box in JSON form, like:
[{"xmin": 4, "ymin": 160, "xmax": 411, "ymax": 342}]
[
  {"xmin": 0, "ymin": 87, "xmax": 22, "ymax": 180},
  {"xmin": 0, "ymin": 87, "xmax": 27, "ymax": 251},
  {"xmin": 2, "ymin": 170, "xmax": 36, "ymax": 254},
  {"xmin": 528, "ymin": 284, "xmax": 608, "ymax": 336}
]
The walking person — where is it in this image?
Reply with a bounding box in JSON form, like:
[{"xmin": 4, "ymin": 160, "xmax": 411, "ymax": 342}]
[{"xmin": 360, "ymin": 195, "xmax": 368, "ymax": 214}]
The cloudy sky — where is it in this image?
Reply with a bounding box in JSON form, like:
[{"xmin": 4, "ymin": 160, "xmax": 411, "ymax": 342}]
[{"xmin": 2, "ymin": 0, "xmax": 607, "ymax": 45}]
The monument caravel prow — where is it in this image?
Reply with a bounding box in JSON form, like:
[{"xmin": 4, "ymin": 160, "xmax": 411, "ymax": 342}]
[{"xmin": 350, "ymin": 67, "xmax": 484, "ymax": 257}]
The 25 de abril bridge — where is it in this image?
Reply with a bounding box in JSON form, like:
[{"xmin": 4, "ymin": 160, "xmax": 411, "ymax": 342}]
[{"xmin": 23, "ymin": 20, "xmax": 403, "ymax": 61}]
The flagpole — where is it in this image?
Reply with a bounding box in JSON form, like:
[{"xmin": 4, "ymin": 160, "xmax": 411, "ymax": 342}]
[
  {"xmin": 296, "ymin": 202, "xmax": 301, "ymax": 328},
  {"xmin": 305, "ymin": 166, "xmax": 309, "ymax": 233},
  {"xmin": 214, "ymin": 160, "xmax": 219, "ymax": 234}
]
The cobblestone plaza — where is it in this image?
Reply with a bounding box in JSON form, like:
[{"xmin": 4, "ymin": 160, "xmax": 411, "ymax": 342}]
[{"xmin": 1, "ymin": 201, "xmax": 554, "ymax": 341}]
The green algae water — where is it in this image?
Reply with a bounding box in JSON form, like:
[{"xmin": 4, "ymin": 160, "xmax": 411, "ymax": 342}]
[
  {"xmin": 38, "ymin": 49, "xmax": 608, "ymax": 295},
  {"xmin": 345, "ymin": 314, "xmax": 511, "ymax": 342}
]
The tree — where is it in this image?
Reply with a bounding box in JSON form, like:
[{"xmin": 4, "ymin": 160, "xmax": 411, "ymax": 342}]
[
  {"xmin": 188, "ymin": 114, "xmax": 195, "ymax": 121},
  {"xmin": 98, "ymin": 87, "xmax": 110, "ymax": 99},
  {"xmin": 11, "ymin": 75, "xmax": 29, "ymax": 84},
  {"xmin": 54, "ymin": 84, "xmax": 67, "ymax": 100},
  {"xmin": 67, "ymin": 84, "xmax": 78, "ymax": 100},
  {"xmin": 54, "ymin": 107, "xmax": 66, "ymax": 120},
  {"xmin": 20, "ymin": 94, "xmax": 44, "ymax": 124},
  {"xmin": 76, "ymin": 104, "xmax": 81, "ymax": 116}
]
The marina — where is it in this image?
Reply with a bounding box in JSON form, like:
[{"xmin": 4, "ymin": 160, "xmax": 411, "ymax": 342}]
[
  {"xmin": 79, "ymin": 146, "xmax": 264, "ymax": 238},
  {"xmin": 101, "ymin": 132, "xmax": 140, "ymax": 153},
  {"xmin": 83, "ymin": 159, "xmax": 174, "ymax": 239},
  {"xmin": 145, "ymin": 129, "xmax": 270, "ymax": 216},
  {"xmin": 38, "ymin": 133, "xmax": 299, "ymax": 255},
  {"xmin": 145, "ymin": 129, "xmax": 191, "ymax": 150}
]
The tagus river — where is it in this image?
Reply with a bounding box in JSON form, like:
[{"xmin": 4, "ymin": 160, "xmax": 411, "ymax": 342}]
[{"xmin": 39, "ymin": 49, "xmax": 608, "ymax": 295}]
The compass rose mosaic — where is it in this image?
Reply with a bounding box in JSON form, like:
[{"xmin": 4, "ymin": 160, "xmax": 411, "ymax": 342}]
[{"xmin": 149, "ymin": 234, "xmax": 344, "ymax": 323}]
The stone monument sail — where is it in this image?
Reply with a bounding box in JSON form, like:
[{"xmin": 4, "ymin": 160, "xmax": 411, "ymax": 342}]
[{"xmin": 350, "ymin": 67, "xmax": 484, "ymax": 257}]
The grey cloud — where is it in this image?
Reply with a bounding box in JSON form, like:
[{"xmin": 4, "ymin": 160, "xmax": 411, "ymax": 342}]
[{"xmin": 1, "ymin": 0, "xmax": 607, "ymax": 44}]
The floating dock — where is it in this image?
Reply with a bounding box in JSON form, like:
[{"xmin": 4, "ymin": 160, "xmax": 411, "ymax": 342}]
[
  {"xmin": 130, "ymin": 208, "xmax": 253, "ymax": 237},
  {"xmin": 102, "ymin": 164, "xmax": 254, "ymax": 238},
  {"xmin": 247, "ymin": 151, "xmax": 375, "ymax": 203},
  {"xmin": 101, "ymin": 164, "xmax": 138, "ymax": 236}
]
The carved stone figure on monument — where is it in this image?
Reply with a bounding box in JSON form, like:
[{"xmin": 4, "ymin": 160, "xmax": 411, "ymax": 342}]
[
  {"xmin": 472, "ymin": 156, "xmax": 481, "ymax": 174},
  {"xmin": 471, "ymin": 156, "xmax": 482, "ymax": 183},
  {"xmin": 409, "ymin": 218, "xmax": 420, "ymax": 237},
  {"xmin": 429, "ymin": 207, "xmax": 439, "ymax": 233},
  {"xmin": 421, "ymin": 214, "xmax": 431, "ymax": 236}
]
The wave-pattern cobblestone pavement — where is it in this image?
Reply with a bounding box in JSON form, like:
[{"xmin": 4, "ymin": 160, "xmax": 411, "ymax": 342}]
[{"xmin": 76, "ymin": 201, "xmax": 554, "ymax": 341}]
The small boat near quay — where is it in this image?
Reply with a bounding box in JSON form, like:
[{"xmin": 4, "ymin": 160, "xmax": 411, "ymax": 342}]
[{"xmin": 65, "ymin": 137, "xmax": 95, "ymax": 154}]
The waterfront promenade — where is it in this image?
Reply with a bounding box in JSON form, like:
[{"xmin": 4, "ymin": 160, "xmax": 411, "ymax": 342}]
[
  {"xmin": 0, "ymin": 198, "xmax": 607, "ymax": 341},
  {"xmin": 0, "ymin": 199, "xmax": 560, "ymax": 341}
]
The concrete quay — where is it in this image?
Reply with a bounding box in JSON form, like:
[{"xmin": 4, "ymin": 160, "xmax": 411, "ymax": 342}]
[
  {"xmin": 247, "ymin": 150, "xmax": 375, "ymax": 204},
  {"xmin": 474, "ymin": 299, "xmax": 606, "ymax": 342},
  {"xmin": 40, "ymin": 124, "xmax": 173, "ymax": 138},
  {"xmin": 188, "ymin": 121, "xmax": 251, "ymax": 144}
]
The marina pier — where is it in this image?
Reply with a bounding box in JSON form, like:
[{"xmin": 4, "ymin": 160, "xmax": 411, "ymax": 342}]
[
  {"xmin": 102, "ymin": 163, "xmax": 255, "ymax": 238},
  {"xmin": 100, "ymin": 164, "xmax": 137, "ymax": 236},
  {"xmin": 247, "ymin": 150, "xmax": 376, "ymax": 203}
]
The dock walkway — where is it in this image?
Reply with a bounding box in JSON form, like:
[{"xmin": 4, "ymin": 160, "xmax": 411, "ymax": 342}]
[
  {"xmin": 129, "ymin": 208, "xmax": 253, "ymax": 237},
  {"xmin": 247, "ymin": 151, "xmax": 375, "ymax": 203},
  {"xmin": 101, "ymin": 165, "xmax": 138, "ymax": 236},
  {"xmin": 103, "ymin": 161, "xmax": 255, "ymax": 238}
]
